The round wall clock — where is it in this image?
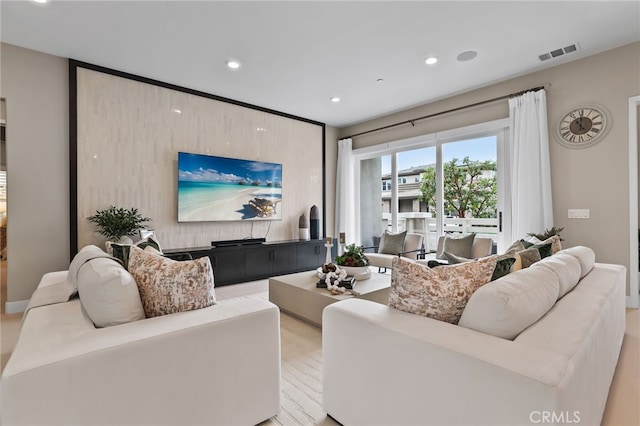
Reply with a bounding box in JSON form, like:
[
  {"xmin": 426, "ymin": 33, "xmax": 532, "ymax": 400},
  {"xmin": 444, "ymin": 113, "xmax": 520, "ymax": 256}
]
[{"xmin": 556, "ymin": 104, "xmax": 611, "ymax": 149}]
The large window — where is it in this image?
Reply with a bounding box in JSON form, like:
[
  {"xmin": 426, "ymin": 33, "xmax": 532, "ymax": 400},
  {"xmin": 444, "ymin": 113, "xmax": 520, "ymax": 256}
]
[{"xmin": 355, "ymin": 120, "xmax": 508, "ymax": 252}]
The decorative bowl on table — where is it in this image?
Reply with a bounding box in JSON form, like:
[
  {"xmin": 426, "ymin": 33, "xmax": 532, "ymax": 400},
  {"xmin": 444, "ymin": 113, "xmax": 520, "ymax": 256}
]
[{"xmin": 339, "ymin": 265, "xmax": 371, "ymax": 281}]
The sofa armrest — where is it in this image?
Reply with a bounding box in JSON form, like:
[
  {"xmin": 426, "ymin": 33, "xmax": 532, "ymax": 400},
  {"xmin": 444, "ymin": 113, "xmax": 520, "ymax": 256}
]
[
  {"xmin": 2, "ymin": 296, "xmax": 281, "ymax": 425},
  {"xmin": 322, "ymin": 298, "xmax": 567, "ymax": 426}
]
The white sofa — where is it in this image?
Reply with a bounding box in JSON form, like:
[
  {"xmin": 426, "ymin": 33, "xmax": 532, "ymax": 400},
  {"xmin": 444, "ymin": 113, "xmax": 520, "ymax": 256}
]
[
  {"xmin": 1, "ymin": 270, "xmax": 282, "ymax": 426},
  {"xmin": 322, "ymin": 246, "xmax": 626, "ymax": 426}
]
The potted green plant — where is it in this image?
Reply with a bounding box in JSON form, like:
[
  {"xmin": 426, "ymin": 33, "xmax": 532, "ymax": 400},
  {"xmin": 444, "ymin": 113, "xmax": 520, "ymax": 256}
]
[
  {"xmin": 527, "ymin": 226, "xmax": 564, "ymax": 241},
  {"xmin": 335, "ymin": 243, "xmax": 370, "ymax": 278},
  {"xmin": 87, "ymin": 206, "xmax": 151, "ymax": 244}
]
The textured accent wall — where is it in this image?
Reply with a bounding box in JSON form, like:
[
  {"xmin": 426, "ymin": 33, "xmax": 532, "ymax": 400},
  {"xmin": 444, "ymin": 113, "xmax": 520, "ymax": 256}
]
[{"xmin": 76, "ymin": 67, "xmax": 323, "ymax": 250}]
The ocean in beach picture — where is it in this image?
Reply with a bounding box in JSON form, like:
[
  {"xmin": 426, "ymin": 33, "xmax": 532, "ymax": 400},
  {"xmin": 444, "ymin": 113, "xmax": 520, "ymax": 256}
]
[{"xmin": 177, "ymin": 152, "xmax": 283, "ymax": 222}]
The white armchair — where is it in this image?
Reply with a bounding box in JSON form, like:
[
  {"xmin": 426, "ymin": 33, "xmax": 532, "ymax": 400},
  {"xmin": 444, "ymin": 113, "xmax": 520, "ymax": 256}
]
[{"xmin": 365, "ymin": 232, "xmax": 424, "ymax": 272}]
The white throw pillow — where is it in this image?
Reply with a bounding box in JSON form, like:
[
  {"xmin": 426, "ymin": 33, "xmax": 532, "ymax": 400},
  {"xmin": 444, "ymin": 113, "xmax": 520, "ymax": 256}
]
[
  {"xmin": 458, "ymin": 266, "xmax": 560, "ymax": 340},
  {"xmin": 77, "ymin": 257, "xmax": 146, "ymax": 327}
]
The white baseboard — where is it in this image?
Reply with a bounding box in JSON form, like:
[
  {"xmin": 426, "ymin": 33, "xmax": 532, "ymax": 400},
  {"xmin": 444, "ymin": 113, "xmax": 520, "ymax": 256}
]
[
  {"xmin": 5, "ymin": 300, "xmax": 28, "ymax": 314},
  {"xmin": 626, "ymin": 295, "xmax": 639, "ymax": 309}
]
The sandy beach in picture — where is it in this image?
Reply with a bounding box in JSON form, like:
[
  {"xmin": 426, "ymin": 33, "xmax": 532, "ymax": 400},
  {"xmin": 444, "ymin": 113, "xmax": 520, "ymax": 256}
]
[
  {"xmin": 178, "ymin": 185, "xmax": 282, "ymax": 222},
  {"xmin": 177, "ymin": 152, "xmax": 283, "ymax": 222}
]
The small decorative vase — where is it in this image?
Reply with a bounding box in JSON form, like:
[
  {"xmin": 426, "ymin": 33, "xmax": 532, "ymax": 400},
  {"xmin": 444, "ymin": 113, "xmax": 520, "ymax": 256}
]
[
  {"xmin": 310, "ymin": 205, "xmax": 320, "ymax": 240},
  {"xmin": 298, "ymin": 213, "xmax": 310, "ymax": 241}
]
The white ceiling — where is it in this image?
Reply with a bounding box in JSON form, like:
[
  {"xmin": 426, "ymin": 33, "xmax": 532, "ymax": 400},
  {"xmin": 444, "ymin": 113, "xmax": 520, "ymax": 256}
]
[{"xmin": 1, "ymin": 1, "xmax": 639, "ymax": 127}]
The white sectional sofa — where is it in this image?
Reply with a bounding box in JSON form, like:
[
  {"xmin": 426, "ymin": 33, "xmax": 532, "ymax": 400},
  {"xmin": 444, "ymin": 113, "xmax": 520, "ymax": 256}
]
[
  {"xmin": 2, "ymin": 268, "xmax": 281, "ymax": 425},
  {"xmin": 322, "ymin": 246, "xmax": 626, "ymax": 426}
]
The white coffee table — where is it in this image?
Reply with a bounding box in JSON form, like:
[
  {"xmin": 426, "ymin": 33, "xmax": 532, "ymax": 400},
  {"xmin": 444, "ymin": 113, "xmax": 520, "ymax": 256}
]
[{"xmin": 268, "ymin": 270, "xmax": 391, "ymax": 327}]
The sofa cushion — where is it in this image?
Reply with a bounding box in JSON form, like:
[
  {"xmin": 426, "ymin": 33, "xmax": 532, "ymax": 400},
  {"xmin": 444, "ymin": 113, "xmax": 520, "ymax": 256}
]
[
  {"xmin": 437, "ymin": 233, "xmax": 476, "ymax": 260},
  {"xmin": 77, "ymin": 257, "xmax": 146, "ymax": 327},
  {"xmin": 128, "ymin": 246, "xmax": 216, "ymax": 318},
  {"xmin": 561, "ymin": 246, "xmax": 595, "ymax": 278},
  {"xmin": 389, "ymin": 255, "xmax": 496, "ymax": 324},
  {"xmin": 379, "ymin": 231, "xmax": 406, "ymax": 255},
  {"xmin": 458, "ymin": 266, "xmax": 560, "ymax": 340},
  {"xmin": 531, "ymin": 252, "xmax": 582, "ymax": 299},
  {"xmin": 67, "ymin": 245, "xmax": 117, "ymax": 292}
]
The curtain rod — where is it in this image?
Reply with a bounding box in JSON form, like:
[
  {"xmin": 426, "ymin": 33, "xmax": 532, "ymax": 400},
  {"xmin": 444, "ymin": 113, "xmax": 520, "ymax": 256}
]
[{"xmin": 344, "ymin": 85, "xmax": 548, "ymax": 139}]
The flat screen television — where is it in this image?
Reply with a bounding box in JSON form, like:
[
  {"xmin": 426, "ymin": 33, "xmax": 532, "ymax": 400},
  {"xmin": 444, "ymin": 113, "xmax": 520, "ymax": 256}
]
[{"xmin": 177, "ymin": 151, "xmax": 283, "ymax": 222}]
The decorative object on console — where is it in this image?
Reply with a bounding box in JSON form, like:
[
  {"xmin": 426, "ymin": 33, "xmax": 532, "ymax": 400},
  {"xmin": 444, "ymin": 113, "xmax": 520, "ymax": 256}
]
[
  {"xmin": 310, "ymin": 205, "xmax": 320, "ymax": 239},
  {"xmin": 86, "ymin": 205, "xmax": 151, "ymax": 246},
  {"xmin": 298, "ymin": 213, "xmax": 310, "ymax": 241},
  {"xmin": 555, "ymin": 104, "xmax": 611, "ymax": 149}
]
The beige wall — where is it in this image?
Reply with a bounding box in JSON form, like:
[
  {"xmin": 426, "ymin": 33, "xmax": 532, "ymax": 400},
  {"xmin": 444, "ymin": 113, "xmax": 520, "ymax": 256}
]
[
  {"xmin": 339, "ymin": 42, "xmax": 640, "ymax": 295},
  {"xmin": 2, "ymin": 40, "xmax": 638, "ymax": 306},
  {"xmin": 75, "ymin": 67, "xmax": 324, "ymax": 250},
  {"xmin": 0, "ymin": 43, "xmax": 69, "ymax": 306}
]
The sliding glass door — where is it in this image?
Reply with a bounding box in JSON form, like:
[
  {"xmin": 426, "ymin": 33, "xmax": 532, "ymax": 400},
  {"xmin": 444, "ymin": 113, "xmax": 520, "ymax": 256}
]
[{"xmin": 355, "ymin": 120, "xmax": 509, "ymax": 253}]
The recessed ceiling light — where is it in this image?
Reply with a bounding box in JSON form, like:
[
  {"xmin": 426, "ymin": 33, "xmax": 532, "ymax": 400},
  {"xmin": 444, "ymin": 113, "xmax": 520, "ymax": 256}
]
[
  {"xmin": 425, "ymin": 56, "xmax": 438, "ymax": 65},
  {"xmin": 172, "ymin": 108, "xmax": 182, "ymax": 114},
  {"xmin": 330, "ymin": 97, "xmax": 341, "ymax": 103},
  {"xmin": 32, "ymin": 0, "xmax": 48, "ymax": 3},
  {"xmin": 377, "ymin": 78, "xmax": 384, "ymax": 83},
  {"xmin": 226, "ymin": 60, "xmax": 241, "ymax": 69},
  {"xmin": 457, "ymin": 51, "xmax": 478, "ymax": 62}
]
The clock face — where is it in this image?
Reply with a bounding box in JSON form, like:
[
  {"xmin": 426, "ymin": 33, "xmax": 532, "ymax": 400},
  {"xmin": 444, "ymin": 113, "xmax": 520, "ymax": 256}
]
[{"xmin": 556, "ymin": 105, "xmax": 610, "ymax": 149}]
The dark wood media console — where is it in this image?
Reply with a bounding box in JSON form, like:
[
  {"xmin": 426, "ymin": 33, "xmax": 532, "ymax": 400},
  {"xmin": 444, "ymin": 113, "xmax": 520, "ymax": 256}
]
[{"xmin": 164, "ymin": 239, "xmax": 332, "ymax": 287}]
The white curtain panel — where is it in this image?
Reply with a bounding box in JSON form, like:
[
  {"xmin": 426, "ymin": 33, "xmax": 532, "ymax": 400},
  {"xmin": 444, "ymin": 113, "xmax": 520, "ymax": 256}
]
[
  {"xmin": 335, "ymin": 138, "xmax": 357, "ymax": 243},
  {"xmin": 508, "ymin": 89, "xmax": 554, "ymax": 241}
]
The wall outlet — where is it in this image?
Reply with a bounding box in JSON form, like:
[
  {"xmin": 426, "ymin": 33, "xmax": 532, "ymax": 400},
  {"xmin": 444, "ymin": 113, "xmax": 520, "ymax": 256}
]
[{"xmin": 568, "ymin": 209, "xmax": 590, "ymax": 219}]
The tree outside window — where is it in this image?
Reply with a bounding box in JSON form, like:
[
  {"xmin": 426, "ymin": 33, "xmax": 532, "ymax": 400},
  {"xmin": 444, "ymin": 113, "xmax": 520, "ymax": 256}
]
[{"xmin": 419, "ymin": 156, "xmax": 497, "ymax": 218}]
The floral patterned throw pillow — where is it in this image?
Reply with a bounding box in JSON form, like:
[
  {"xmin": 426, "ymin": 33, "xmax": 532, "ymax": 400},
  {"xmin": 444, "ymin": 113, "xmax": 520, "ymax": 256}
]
[
  {"xmin": 389, "ymin": 256, "xmax": 496, "ymax": 324},
  {"xmin": 128, "ymin": 245, "xmax": 216, "ymax": 318}
]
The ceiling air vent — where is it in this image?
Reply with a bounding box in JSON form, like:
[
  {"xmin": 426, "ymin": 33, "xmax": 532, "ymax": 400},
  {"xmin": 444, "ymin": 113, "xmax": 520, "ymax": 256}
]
[{"xmin": 538, "ymin": 43, "xmax": 580, "ymax": 62}]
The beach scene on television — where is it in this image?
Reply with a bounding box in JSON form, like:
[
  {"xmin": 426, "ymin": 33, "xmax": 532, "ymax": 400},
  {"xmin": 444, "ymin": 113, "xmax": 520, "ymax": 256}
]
[{"xmin": 178, "ymin": 152, "xmax": 283, "ymax": 222}]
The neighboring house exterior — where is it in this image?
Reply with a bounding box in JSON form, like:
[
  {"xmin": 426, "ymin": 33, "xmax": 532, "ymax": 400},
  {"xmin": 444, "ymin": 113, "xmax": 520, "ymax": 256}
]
[
  {"xmin": 381, "ymin": 165, "xmax": 431, "ymax": 214},
  {"xmin": 381, "ymin": 164, "xmax": 497, "ymax": 217}
]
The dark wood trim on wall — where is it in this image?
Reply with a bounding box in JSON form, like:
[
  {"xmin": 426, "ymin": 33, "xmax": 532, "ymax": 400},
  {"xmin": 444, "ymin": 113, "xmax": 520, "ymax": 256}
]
[
  {"xmin": 69, "ymin": 60, "xmax": 78, "ymax": 261},
  {"xmin": 68, "ymin": 59, "xmax": 327, "ymax": 256}
]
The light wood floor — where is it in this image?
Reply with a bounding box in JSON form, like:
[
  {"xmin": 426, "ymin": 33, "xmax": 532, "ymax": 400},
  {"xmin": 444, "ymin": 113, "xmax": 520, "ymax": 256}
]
[{"xmin": 1, "ymin": 271, "xmax": 639, "ymax": 425}]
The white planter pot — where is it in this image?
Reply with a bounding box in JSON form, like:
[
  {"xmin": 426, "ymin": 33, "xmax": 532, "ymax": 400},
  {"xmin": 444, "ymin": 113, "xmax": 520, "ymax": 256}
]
[{"xmin": 339, "ymin": 266, "xmax": 371, "ymax": 281}]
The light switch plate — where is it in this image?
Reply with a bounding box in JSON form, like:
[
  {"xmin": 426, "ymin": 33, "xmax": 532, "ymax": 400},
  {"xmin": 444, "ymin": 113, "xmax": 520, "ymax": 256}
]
[{"xmin": 568, "ymin": 209, "xmax": 590, "ymax": 219}]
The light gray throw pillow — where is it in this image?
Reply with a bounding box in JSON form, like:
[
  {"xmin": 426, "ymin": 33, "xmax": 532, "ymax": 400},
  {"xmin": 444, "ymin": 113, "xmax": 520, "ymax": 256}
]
[
  {"xmin": 438, "ymin": 233, "xmax": 476, "ymax": 260},
  {"xmin": 379, "ymin": 231, "xmax": 407, "ymax": 255}
]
